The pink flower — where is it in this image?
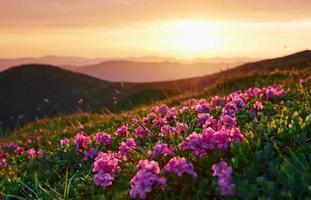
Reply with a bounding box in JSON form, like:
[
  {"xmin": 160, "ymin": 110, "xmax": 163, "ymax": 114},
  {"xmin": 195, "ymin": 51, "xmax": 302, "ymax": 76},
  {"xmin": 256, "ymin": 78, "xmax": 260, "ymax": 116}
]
[
  {"xmin": 74, "ymin": 132, "xmax": 90, "ymax": 152},
  {"xmin": 83, "ymin": 148, "xmax": 98, "ymax": 161},
  {"xmin": 130, "ymin": 160, "xmax": 166, "ymax": 199},
  {"xmin": 195, "ymin": 98, "xmax": 211, "ymax": 113},
  {"xmin": 160, "ymin": 125, "xmax": 177, "ymax": 137},
  {"xmin": 135, "ymin": 126, "xmax": 150, "ymax": 138},
  {"xmin": 37, "ymin": 149, "xmax": 43, "ymax": 158},
  {"xmin": 197, "ymin": 113, "xmax": 211, "ymax": 127},
  {"xmin": 0, "ymin": 158, "xmax": 7, "ymax": 168},
  {"xmin": 212, "ymin": 161, "xmax": 235, "ymax": 196},
  {"xmin": 116, "ymin": 124, "xmax": 128, "ymax": 137},
  {"xmin": 94, "ymin": 173, "xmax": 114, "ymax": 188},
  {"xmin": 27, "ymin": 148, "xmax": 36, "ymax": 159},
  {"xmin": 14, "ymin": 146, "xmax": 24, "ymax": 154},
  {"xmin": 211, "ymin": 96, "xmax": 226, "ymax": 107},
  {"xmin": 219, "ymin": 115, "xmax": 236, "ymax": 128},
  {"xmin": 95, "ymin": 132, "xmax": 112, "ymax": 146},
  {"xmin": 155, "ymin": 104, "xmax": 169, "ymax": 116},
  {"xmin": 253, "ymin": 101, "xmax": 264, "ymax": 111},
  {"xmin": 93, "ymin": 151, "xmax": 121, "ymax": 188},
  {"xmin": 150, "ymin": 142, "xmax": 175, "ymax": 159},
  {"xmin": 60, "ymin": 138, "xmax": 70, "ymax": 147},
  {"xmin": 179, "ymin": 127, "xmax": 243, "ymax": 157},
  {"xmin": 176, "ymin": 122, "xmax": 188, "ymax": 133},
  {"xmin": 164, "ymin": 157, "xmax": 197, "ymax": 178},
  {"xmin": 152, "ymin": 117, "xmax": 167, "ymax": 127},
  {"xmin": 118, "ymin": 138, "xmax": 136, "ymax": 160}
]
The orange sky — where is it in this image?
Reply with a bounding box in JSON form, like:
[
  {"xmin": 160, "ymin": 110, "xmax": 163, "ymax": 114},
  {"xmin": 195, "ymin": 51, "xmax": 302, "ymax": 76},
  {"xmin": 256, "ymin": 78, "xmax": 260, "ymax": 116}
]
[{"xmin": 1, "ymin": 0, "xmax": 310, "ymax": 59}]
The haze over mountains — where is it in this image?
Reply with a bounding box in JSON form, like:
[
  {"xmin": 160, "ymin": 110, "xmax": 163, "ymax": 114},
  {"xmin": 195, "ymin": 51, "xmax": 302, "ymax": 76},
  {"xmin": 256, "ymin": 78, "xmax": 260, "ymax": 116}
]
[{"xmin": 0, "ymin": 56, "xmax": 255, "ymax": 82}]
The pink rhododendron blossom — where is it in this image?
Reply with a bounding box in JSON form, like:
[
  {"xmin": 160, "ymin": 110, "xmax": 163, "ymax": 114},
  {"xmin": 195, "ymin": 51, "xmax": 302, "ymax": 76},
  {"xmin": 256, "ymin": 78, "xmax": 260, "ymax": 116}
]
[
  {"xmin": 164, "ymin": 157, "xmax": 197, "ymax": 178},
  {"xmin": 14, "ymin": 146, "xmax": 24, "ymax": 154},
  {"xmin": 155, "ymin": 104, "xmax": 169, "ymax": 116},
  {"xmin": 83, "ymin": 148, "xmax": 98, "ymax": 161},
  {"xmin": 152, "ymin": 117, "xmax": 167, "ymax": 127},
  {"xmin": 95, "ymin": 132, "xmax": 112, "ymax": 146},
  {"xmin": 197, "ymin": 113, "xmax": 211, "ymax": 127},
  {"xmin": 219, "ymin": 115, "xmax": 237, "ymax": 128},
  {"xmin": 74, "ymin": 132, "xmax": 90, "ymax": 152},
  {"xmin": 253, "ymin": 101, "xmax": 264, "ymax": 111},
  {"xmin": 212, "ymin": 161, "xmax": 235, "ymax": 196},
  {"xmin": 60, "ymin": 138, "xmax": 70, "ymax": 146},
  {"xmin": 37, "ymin": 148, "xmax": 43, "ymax": 158},
  {"xmin": 27, "ymin": 148, "xmax": 36, "ymax": 159},
  {"xmin": 195, "ymin": 98, "xmax": 211, "ymax": 113},
  {"xmin": 93, "ymin": 151, "xmax": 121, "ymax": 188},
  {"xmin": 0, "ymin": 158, "xmax": 7, "ymax": 168},
  {"xmin": 150, "ymin": 142, "xmax": 175, "ymax": 159},
  {"xmin": 116, "ymin": 124, "xmax": 128, "ymax": 137},
  {"xmin": 160, "ymin": 125, "xmax": 177, "ymax": 137},
  {"xmin": 135, "ymin": 126, "xmax": 150, "ymax": 138},
  {"xmin": 118, "ymin": 138, "xmax": 136, "ymax": 160},
  {"xmin": 176, "ymin": 122, "xmax": 188, "ymax": 133},
  {"xmin": 130, "ymin": 160, "xmax": 166, "ymax": 199}
]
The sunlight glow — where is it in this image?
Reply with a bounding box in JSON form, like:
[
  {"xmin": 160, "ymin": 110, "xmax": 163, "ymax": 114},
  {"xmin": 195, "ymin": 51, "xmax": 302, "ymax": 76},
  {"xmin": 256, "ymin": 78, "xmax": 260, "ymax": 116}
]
[{"xmin": 165, "ymin": 21, "xmax": 220, "ymax": 54}]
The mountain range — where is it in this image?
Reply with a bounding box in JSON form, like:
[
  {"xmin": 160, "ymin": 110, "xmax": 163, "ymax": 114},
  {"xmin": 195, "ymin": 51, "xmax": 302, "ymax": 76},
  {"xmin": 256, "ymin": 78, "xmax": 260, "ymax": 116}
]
[{"xmin": 0, "ymin": 56, "xmax": 255, "ymax": 82}]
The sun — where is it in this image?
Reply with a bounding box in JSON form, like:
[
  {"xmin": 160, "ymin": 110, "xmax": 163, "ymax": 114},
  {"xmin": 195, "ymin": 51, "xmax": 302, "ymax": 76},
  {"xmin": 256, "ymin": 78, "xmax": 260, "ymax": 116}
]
[{"xmin": 165, "ymin": 21, "xmax": 219, "ymax": 54}]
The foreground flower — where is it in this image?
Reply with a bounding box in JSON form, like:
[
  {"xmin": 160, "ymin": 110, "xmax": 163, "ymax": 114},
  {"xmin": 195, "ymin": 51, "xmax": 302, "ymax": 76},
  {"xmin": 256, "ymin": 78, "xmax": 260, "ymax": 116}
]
[
  {"xmin": 135, "ymin": 126, "xmax": 150, "ymax": 138},
  {"xmin": 116, "ymin": 124, "xmax": 128, "ymax": 137},
  {"xmin": 160, "ymin": 125, "xmax": 177, "ymax": 137},
  {"xmin": 83, "ymin": 148, "xmax": 98, "ymax": 161},
  {"xmin": 212, "ymin": 161, "xmax": 234, "ymax": 196},
  {"xmin": 179, "ymin": 127, "xmax": 243, "ymax": 157},
  {"xmin": 93, "ymin": 151, "xmax": 121, "ymax": 188},
  {"xmin": 164, "ymin": 157, "xmax": 197, "ymax": 178},
  {"xmin": 74, "ymin": 132, "xmax": 90, "ymax": 152},
  {"xmin": 150, "ymin": 142, "xmax": 175, "ymax": 159},
  {"xmin": 27, "ymin": 148, "xmax": 36, "ymax": 159},
  {"xmin": 60, "ymin": 138, "xmax": 70, "ymax": 147},
  {"xmin": 0, "ymin": 158, "xmax": 8, "ymax": 168},
  {"xmin": 95, "ymin": 132, "xmax": 113, "ymax": 146},
  {"xmin": 253, "ymin": 101, "xmax": 264, "ymax": 111},
  {"xmin": 130, "ymin": 160, "xmax": 166, "ymax": 199},
  {"xmin": 118, "ymin": 138, "xmax": 136, "ymax": 160}
]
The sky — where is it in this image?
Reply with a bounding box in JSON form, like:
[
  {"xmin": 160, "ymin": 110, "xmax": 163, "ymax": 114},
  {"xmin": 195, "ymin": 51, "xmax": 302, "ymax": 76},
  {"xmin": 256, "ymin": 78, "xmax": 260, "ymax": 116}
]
[{"xmin": 0, "ymin": 0, "xmax": 311, "ymax": 59}]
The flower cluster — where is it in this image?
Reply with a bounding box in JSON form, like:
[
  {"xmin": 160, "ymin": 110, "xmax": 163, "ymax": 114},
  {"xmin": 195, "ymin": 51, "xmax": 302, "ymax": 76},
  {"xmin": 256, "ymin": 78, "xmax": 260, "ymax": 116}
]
[
  {"xmin": 179, "ymin": 127, "xmax": 243, "ymax": 157},
  {"xmin": 60, "ymin": 138, "xmax": 70, "ymax": 147},
  {"xmin": 27, "ymin": 148, "xmax": 43, "ymax": 159},
  {"xmin": 95, "ymin": 132, "xmax": 113, "ymax": 146},
  {"xmin": 83, "ymin": 147, "xmax": 98, "ymax": 161},
  {"xmin": 116, "ymin": 124, "xmax": 128, "ymax": 137},
  {"xmin": 118, "ymin": 138, "xmax": 136, "ymax": 160},
  {"xmin": 135, "ymin": 126, "xmax": 150, "ymax": 138},
  {"xmin": 212, "ymin": 161, "xmax": 234, "ymax": 196},
  {"xmin": 164, "ymin": 157, "xmax": 197, "ymax": 178},
  {"xmin": 150, "ymin": 142, "xmax": 175, "ymax": 159},
  {"xmin": 74, "ymin": 132, "xmax": 90, "ymax": 152},
  {"xmin": 130, "ymin": 160, "xmax": 166, "ymax": 199},
  {"xmin": 160, "ymin": 125, "xmax": 177, "ymax": 137},
  {"xmin": 93, "ymin": 151, "xmax": 121, "ymax": 189}
]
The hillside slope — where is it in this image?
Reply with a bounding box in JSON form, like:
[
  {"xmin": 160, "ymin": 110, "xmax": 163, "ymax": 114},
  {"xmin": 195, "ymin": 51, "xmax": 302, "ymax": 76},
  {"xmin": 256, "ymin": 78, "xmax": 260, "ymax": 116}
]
[{"xmin": 0, "ymin": 67, "xmax": 310, "ymax": 199}]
